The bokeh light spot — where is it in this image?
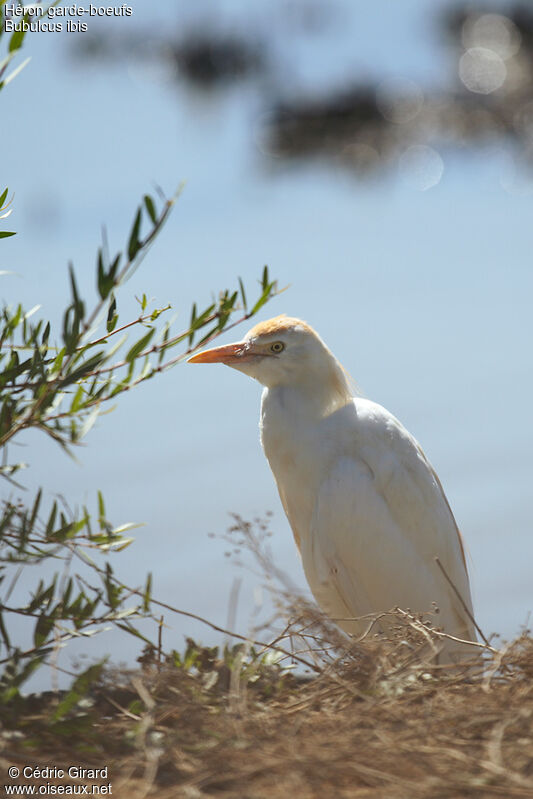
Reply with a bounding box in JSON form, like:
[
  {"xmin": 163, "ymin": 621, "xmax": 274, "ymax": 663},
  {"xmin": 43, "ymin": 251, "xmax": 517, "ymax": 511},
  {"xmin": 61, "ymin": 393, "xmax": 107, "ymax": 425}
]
[
  {"xmin": 459, "ymin": 47, "xmax": 506, "ymax": 95},
  {"xmin": 462, "ymin": 14, "xmax": 521, "ymax": 60},
  {"xmin": 399, "ymin": 145, "xmax": 444, "ymax": 191}
]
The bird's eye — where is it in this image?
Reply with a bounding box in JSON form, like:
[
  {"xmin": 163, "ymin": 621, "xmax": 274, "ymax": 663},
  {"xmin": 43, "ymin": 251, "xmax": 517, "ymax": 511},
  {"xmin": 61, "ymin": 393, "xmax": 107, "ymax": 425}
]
[{"xmin": 270, "ymin": 341, "xmax": 285, "ymax": 354}]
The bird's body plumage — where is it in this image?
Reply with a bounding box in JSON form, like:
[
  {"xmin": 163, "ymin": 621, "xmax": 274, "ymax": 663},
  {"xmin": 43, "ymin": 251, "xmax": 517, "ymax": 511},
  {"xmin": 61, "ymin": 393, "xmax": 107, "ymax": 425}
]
[
  {"xmin": 262, "ymin": 389, "xmax": 475, "ymax": 656},
  {"xmin": 189, "ymin": 316, "xmax": 476, "ymax": 662}
]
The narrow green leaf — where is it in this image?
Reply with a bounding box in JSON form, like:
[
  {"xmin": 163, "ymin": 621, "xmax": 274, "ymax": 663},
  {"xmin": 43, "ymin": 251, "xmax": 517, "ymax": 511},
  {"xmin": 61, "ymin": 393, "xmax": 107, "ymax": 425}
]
[
  {"xmin": 69, "ymin": 264, "xmax": 81, "ymax": 308},
  {"xmin": 144, "ymin": 194, "xmax": 157, "ymax": 225},
  {"xmin": 188, "ymin": 302, "xmax": 197, "ymax": 345},
  {"xmin": 33, "ymin": 613, "xmax": 55, "ymax": 648},
  {"xmin": 143, "ymin": 572, "xmax": 152, "ymax": 613},
  {"xmin": 127, "ymin": 208, "xmax": 142, "ymax": 261},
  {"xmin": 29, "ymin": 489, "xmax": 42, "ymax": 533},
  {"xmin": 96, "ymin": 536, "xmax": 134, "ymax": 552},
  {"xmin": 59, "ymin": 351, "xmax": 105, "ymax": 387},
  {"xmin": 106, "ymin": 332, "xmax": 127, "ymax": 360},
  {"xmin": 46, "ymin": 520, "xmax": 77, "ymax": 542},
  {"xmin": 44, "ymin": 503, "xmax": 58, "ymax": 539},
  {"xmin": 0, "ymin": 231, "xmax": 16, "ymax": 239},
  {"xmin": 158, "ymin": 323, "xmax": 170, "ymax": 364},
  {"xmin": 97, "ymin": 249, "xmax": 105, "ymax": 298},
  {"xmin": 125, "ymin": 327, "xmax": 155, "ymax": 363},
  {"xmin": 62, "ymin": 578, "xmax": 74, "ymax": 610},
  {"xmin": 52, "ymin": 689, "xmax": 80, "ymax": 721},
  {"xmin": 98, "ymin": 490, "xmax": 105, "ymax": 520},
  {"xmin": 113, "ymin": 522, "xmax": 143, "ymax": 535},
  {"xmin": 41, "ymin": 321, "xmax": 50, "ymax": 345},
  {"xmin": 8, "ymin": 23, "xmax": 27, "ymax": 53},
  {"xmin": 0, "ymin": 610, "xmax": 11, "ymax": 650},
  {"xmin": 79, "ymin": 404, "xmax": 100, "ymax": 440},
  {"xmin": 250, "ymin": 285, "xmax": 271, "ymax": 315},
  {"xmin": 53, "ymin": 662, "xmax": 105, "ymax": 721},
  {"xmin": 196, "ymin": 323, "xmax": 220, "ymax": 346},
  {"xmin": 104, "ymin": 563, "xmax": 121, "ymax": 610},
  {"xmin": 136, "ymin": 358, "xmax": 152, "ymax": 382},
  {"xmin": 192, "ymin": 303, "xmax": 216, "ymax": 332},
  {"xmin": 115, "ymin": 622, "xmax": 153, "ymax": 646},
  {"xmin": 0, "ymin": 188, "xmax": 8, "ymax": 208},
  {"xmin": 70, "ymin": 384, "xmax": 85, "ymax": 413},
  {"xmin": 108, "ymin": 252, "xmax": 121, "ymax": 282},
  {"xmin": 238, "ymin": 277, "xmax": 247, "ymax": 311},
  {"xmin": 106, "ymin": 295, "xmax": 117, "ymax": 333},
  {"xmin": 49, "ymin": 347, "xmax": 66, "ymax": 377}
]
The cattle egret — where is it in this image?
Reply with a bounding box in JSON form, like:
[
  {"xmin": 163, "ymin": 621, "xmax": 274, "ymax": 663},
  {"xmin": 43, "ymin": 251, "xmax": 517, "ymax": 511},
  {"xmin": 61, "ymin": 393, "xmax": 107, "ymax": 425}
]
[{"xmin": 189, "ymin": 316, "xmax": 476, "ymax": 662}]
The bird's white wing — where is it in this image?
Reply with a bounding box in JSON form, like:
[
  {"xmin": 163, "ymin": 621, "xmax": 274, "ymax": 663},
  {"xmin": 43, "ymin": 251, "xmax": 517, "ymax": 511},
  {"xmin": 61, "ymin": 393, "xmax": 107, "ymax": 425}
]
[{"xmin": 305, "ymin": 400, "xmax": 475, "ymax": 653}]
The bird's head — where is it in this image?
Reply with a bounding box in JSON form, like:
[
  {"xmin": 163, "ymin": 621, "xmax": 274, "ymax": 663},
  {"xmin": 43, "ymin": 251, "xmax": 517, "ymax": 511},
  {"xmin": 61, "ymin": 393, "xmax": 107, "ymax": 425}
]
[{"xmin": 189, "ymin": 315, "xmax": 353, "ymax": 409}]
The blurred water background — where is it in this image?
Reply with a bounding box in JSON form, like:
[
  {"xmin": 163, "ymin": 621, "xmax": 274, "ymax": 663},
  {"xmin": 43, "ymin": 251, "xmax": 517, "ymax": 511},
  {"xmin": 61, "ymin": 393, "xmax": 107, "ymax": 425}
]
[{"xmin": 1, "ymin": 0, "xmax": 532, "ymax": 682}]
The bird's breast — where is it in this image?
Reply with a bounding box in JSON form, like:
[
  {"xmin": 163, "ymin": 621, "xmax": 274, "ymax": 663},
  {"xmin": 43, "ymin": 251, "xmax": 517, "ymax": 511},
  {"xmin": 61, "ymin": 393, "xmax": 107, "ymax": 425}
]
[
  {"xmin": 261, "ymin": 418, "xmax": 318, "ymax": 529},
  {"xmin": 259, "ymin": 388, "xmax": 340, "ymax": 544}
]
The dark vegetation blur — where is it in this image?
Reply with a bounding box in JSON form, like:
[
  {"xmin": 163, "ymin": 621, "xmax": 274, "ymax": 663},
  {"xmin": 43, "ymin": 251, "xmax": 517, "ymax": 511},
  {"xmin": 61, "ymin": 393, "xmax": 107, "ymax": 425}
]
[{"xmin": 76, "ymin": 3, "xmax": 533, "ymax": 177}]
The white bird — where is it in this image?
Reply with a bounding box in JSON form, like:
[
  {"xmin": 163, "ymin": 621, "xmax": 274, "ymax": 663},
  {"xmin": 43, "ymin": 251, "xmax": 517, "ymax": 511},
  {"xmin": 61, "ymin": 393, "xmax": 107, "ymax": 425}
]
[{"xmin": 189, "ymin": 315, "xmax": 476, "ymax": 662}]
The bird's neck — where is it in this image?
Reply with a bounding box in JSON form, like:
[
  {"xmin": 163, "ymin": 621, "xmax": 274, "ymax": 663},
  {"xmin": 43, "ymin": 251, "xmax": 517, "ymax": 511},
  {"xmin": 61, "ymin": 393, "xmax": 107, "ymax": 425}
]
[
  {"xmin": 260, "ymin": 370, "xmax": 353, "ymax": 439},
  {"xmin": 265, "ymin": 354, "xmax": 353, "ymax": 421},
  {"xmin": 263, "ymin": 384, "xmax": 330, "ymax": 422}
]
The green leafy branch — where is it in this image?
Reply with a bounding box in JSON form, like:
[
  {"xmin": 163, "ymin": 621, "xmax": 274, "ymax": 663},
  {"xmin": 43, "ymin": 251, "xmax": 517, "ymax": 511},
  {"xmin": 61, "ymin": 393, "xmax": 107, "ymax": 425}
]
[
  {"xmin": 0, "ymin": 0, "xmax": 39, "ymax": 92},
  {"xmin": 0, "ymin": 190, "xmax": 279, "ymax": 462},
  {"xmin": 0, "ymin": 187, "xmax": 15, "ymax": 239},
  {"xmin": 0, "ymin": 488, "xmax": 156, "ymax": 702},
  {"xmin": 0, "ymin": 183, "xmax": 280, "ymax": 699}
]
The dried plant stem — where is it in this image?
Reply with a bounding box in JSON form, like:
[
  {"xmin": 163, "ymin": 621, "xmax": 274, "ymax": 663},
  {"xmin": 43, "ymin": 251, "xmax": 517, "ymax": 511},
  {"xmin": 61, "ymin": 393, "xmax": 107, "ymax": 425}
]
[{"xmin": 435, "ymin": 556, "xmax": 492, "ymax": 647}]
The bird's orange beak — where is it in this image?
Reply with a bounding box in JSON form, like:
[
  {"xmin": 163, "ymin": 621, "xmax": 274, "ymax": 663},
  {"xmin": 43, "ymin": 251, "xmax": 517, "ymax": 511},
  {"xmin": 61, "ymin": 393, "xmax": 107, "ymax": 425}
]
[{"xmin": 188, "ymin": 341, "xmax": 249, "ymax": 364}]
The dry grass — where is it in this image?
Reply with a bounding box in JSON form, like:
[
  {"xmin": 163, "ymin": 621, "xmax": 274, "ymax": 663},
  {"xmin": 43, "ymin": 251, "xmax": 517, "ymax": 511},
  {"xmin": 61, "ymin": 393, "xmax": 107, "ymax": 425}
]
[
  {"xmin": 2, "ymin": 518, "xmax": 532, "ymax": 798},
  {"xmin": 2, "ymin": 609, "xmax": 533, "ymax": 799}
]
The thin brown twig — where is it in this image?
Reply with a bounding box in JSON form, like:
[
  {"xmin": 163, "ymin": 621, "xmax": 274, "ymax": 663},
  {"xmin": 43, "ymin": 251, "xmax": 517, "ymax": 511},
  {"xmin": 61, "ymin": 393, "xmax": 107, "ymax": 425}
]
[
  {"xmin": 394, "ymin": 606, "xmax": 497, "ymax": 653},
  {"xmin": 435, "ymin": 556, "xmax": 492, "ymax": 647},
  {"xmin": 103, "ymin": 692, "xmax": 142, "ymax": 721},
  {"xmin": 67, "ymin": 541, "xmax": 320, "ymax": 673}
]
